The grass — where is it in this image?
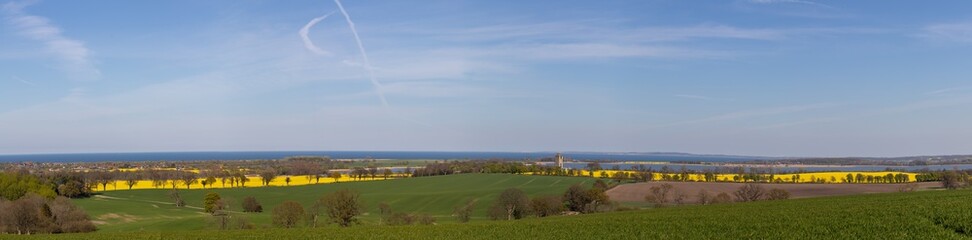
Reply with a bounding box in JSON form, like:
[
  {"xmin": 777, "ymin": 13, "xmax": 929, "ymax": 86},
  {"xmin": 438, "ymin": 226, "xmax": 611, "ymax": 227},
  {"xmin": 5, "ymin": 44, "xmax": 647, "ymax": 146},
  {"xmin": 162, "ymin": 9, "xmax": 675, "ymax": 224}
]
[
  {"xmin": 73, "ymin": 174, "xmax": 592, "ymax": 232},
  {"xmin": 11, "ymin": 186, "xmax": 972, "ymax": 239}
]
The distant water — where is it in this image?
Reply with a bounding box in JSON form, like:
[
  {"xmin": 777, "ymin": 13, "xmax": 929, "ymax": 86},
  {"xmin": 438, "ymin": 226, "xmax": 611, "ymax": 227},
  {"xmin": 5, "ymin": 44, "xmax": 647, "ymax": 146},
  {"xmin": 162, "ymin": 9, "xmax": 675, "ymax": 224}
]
[{"xmin": 0, "ymin": 151, "xmax": 765, "ymax": 163}]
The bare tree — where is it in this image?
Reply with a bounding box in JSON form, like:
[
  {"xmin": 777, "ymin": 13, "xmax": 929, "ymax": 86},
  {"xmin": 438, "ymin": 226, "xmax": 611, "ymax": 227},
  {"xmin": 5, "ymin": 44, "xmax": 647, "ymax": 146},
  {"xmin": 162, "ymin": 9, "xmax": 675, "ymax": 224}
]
[
  {"xmin": 672, "ymin": 189, "xmax": 689, "ymax": 205},
  {"xmin": 169, "ymin": 190, "xmax": 186, "ymax": 207},
  {"xmin": 180, "ymin": 172, "xmax": 198, "ymax": 189},
  {"xmin": 94, "ymin": 171, "xmax": 114, "ymax": 191},
  {"xmin": 272, "ymin": 201, "xmax": 305, "ymax": 228},
  {"xmin": 453, "ymin": 199, "xmax": 476, "ymax": 223},
  {"xmin": 377, "ymin": 202, "xmax": 393, "ymax": 225},
  {"xmin": 242, "ymin": 196, "xmax": 263, "ymax": 213},
  {"xmin": 235, "ymin": 172, "xmax": 249, "ymax": 187},
  {"xmin": 733, "ymin": 183, "xmax": 765, "ymax": 202},
  {"xmin": 645, "ymin": 183, "xmax": 674, "ymax": 207},
  {"xmin": 488, "ymin": 188, "xmax": 530, "ymax": 220},
  {"xmin": 2, "ymin": 195, "xmax": 49, "ymax": 234},
  {"xmin": 211, "ymin": 197, "xmax": 233, "ymax": 230},
  {"xmin": 49, "ymin": 196, "xmax": 97, "ymax": 233},
  {"xmin": 712, "ymin": 192, "xmax": 732, "ymax": 204},
  {"xmin": 329, "ymin": 172, "xmax": 342, "ymax": 183},
  {"xmin": 124, "ymin": 171, "xmax": 141, "ymax": 190},
  {"xmin": 767, "ymin": 188, "xmax": 790, "ymax": 200},
  {"xmin": 696, "ymin": 189, "xmax": 713, "ymax": 205},
  {"xmin": 942, "ymin": 170, "xmax": 966, "ymax": 190},
  {"xmin": 531, "ymin": 195, "xmax": 563, "ymax": 217},
  {"xmin": 259, "ymin": 168, "xmax": 278, "ymax": 186}
]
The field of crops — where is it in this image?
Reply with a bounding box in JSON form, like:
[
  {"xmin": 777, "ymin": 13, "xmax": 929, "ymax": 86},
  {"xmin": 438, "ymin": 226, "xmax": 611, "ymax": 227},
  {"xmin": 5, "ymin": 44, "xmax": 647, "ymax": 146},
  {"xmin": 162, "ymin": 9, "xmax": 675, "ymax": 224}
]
[
  {"xmin": 576, "ymin": 170, "xmax": 916, "ymax": 183},
  {"xmin": 96, "ymin": 169, "xmax": 919, "ymax": 192},
  {"xmin": 13, "ymin": 186, "xmax": 972, "ymax": 239},
  {"xmin": 93, "ymin": 173, "xmax": 401, "ymax": 191},
  {"xmin": 72, "ymin": 174, "xmax": 591, "ymax": 232}
]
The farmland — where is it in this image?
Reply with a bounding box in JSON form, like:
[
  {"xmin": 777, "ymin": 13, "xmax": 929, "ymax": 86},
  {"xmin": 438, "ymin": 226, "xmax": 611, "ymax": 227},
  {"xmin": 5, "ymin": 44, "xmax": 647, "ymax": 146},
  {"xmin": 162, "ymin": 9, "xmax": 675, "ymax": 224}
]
[
  {"xmin": 13, "ymin": 184, "xmax": 972, "ymax": 239},
  {"xmin": 607, "ymin": 181, "xmax": 939, "ymax": 202},
  {"xmin": 73, "ymin": 174, "xmax": 591, "ymax": 232},
  {"xmin": 93, "ymin": 170, "xmax": 920, "ymax": 192}
]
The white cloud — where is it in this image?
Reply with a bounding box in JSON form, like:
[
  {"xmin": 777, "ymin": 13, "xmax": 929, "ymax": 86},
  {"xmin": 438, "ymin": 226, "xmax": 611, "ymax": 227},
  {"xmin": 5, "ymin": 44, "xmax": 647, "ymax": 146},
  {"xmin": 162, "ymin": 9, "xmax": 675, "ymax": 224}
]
[{"xmin": 2, "ymin": 1, "xmax": 100, "ymax": 80}]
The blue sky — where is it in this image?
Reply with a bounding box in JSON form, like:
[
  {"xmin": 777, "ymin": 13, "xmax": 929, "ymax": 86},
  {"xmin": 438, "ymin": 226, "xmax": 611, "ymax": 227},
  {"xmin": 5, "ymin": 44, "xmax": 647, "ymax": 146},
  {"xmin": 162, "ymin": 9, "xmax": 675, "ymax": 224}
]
[{"xmin": 1, "ymin": 0, "xmax": 971, "ymax": 157}]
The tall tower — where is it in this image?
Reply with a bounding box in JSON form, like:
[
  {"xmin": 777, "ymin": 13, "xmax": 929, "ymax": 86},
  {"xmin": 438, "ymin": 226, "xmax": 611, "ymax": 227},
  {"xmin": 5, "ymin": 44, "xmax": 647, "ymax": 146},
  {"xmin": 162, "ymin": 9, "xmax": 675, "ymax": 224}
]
[{"xmin": 555, "ymin": 153, "xmax": 564, "ymax": 168}]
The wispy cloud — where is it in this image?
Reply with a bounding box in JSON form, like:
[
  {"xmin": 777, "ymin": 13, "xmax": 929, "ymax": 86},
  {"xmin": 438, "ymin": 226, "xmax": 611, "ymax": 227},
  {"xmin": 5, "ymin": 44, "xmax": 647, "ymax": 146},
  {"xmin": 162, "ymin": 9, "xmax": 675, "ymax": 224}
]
[
  {"xmin": 879, "ymin": 97, "xmax": 972, "ymax": 115},
  {"xmin": 446, "ymin": 23, "xmax": 786, "ymax": 43},
  {"xmin": 925, "ymin": 87, "xmax": 967, "ymax": 96},
  {"xmin": 656, "ymin": 103, "xmax": 838, "ymax": 128},
  {"xmin": 1, "ymin": 1, "xmax": 100, "ymax": 80},
  {"xmin": 12, "ymin": 75, "xmax": 35, "ymax": 86},
  {"xmin": 750, "ymin": 117, "xmax": 842, "ymax": 130},
  {"xmin": 674, "ymin": 94, "xmax": 734, "ymax": 101},
  {"xmin": 299, "ymin": 12, "xmax": 336, "ymax": 56},
  {"xmin": 922, "ymin": 22, "xmax": 972, "ymax": 43},
  {"xmin": 674, "ymin": 94, "xmax": 713, "ymax": 100},
  {"xmin": 747, "ymin": 0, "xmax": 829, "ymax": 7},
  {"xmin": 739, "ymin": 0, "xmax": 845, "ymax": 18}
]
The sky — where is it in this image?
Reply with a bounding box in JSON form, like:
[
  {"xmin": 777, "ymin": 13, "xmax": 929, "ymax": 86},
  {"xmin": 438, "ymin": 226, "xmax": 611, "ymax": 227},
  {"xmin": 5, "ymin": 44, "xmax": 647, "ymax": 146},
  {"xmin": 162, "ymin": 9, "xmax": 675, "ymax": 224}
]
[{"xmin": 1, "ymin": 0, "xmax": 971, "ymax": 157}]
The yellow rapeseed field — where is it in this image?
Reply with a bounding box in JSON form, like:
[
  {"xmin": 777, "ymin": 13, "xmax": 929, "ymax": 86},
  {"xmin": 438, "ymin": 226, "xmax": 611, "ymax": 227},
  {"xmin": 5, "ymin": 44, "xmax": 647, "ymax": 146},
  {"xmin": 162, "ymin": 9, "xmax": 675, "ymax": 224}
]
[
  {"xmin": 571, "ymin": 170, "xmax": 916, "ymax": 183},
  {"xmin": 92, "ymin": 173, "xmax": 408, "ymax": 191}
]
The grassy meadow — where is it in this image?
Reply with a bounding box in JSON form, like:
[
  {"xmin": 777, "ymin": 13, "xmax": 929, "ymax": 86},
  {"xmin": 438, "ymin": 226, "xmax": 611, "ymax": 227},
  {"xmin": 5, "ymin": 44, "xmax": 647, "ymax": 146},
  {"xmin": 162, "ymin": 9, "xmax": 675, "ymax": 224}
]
[
  {"xmin": 75, "ymin": 174, "xmax": 592, "ymax": 232},
  {"xmin": 14, "ymin": 184, "xmax": 972, "ymax": 239}
]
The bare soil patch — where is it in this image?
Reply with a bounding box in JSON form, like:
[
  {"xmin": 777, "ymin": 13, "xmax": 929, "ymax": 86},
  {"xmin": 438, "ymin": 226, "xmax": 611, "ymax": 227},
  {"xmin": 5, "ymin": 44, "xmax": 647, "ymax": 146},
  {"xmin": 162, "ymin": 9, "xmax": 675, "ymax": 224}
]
[{"xmin": 607, "ymin": 181, "xmax": 941, "ymax": 202}]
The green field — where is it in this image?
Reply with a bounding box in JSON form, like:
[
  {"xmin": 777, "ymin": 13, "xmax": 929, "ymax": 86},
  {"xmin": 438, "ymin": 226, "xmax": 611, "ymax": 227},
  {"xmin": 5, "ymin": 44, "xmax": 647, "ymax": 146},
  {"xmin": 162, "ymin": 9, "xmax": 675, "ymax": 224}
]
[
  {"xmin": 10, "ymin": 183, "xmax": 972, "ymax": 239},
  {"xmin": 73, "ymin": 174, "xmax": 592, "ymax": 232}
]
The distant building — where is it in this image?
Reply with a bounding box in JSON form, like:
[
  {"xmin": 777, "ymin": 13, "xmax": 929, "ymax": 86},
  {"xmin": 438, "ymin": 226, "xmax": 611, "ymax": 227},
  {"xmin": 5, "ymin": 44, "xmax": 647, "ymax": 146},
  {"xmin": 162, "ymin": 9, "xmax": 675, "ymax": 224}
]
[{"xmin": 555, "ymin": 153, "xmax": 564, "ymax": 168}]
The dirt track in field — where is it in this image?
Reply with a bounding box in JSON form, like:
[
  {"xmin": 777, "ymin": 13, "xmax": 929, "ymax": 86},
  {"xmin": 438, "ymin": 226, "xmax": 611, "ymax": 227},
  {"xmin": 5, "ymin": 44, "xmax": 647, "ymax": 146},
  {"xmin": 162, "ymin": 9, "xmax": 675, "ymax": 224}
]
[{"xmin": 606, "ymin": 181, "xmax": 942, "ymax": 202}]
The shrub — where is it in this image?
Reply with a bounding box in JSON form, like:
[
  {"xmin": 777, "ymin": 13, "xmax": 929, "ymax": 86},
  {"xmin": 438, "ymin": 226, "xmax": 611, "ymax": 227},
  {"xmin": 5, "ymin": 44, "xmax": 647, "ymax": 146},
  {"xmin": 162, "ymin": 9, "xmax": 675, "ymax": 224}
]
[
  {"xmin": 711, "ymin": 192, "xmax": 732, "ymax": 204},
  {"xmin": 242, "ymin": 196, "xmax": 263, "ymax": 213},
  {"xmin": 696, "ymin": 189, "xmax": 712, "ymax": 205},
  {"xmin": 488, "ymin": 188, "xmax": 530, "ymax": 220},
  {"xmin": 418, "ymin": 214, "xmax": 435, "ymax": 225},
  {"xmin": 318, "ymin": 189, "xmax": 363, "ymax": 227},
  {"xmin": 453, "ymin": 199, "xmax": 475, "ymax": 223},
  {"xmin": 733, "ymin": 184, "xmax": 765, "ymax": 202},
  {"xmin": 767, "ymin": 189, "xmax": 790, "ymax": 200},
  {"xmin": 272, "ymin": 201, "xmax": 305, "ymax": 228},
  {"xmin": 204, "ymin": 192, "xmax": 221, "ymax": 213},
  {"xmin": 531, "ymin": 195, "xmax": 564, "ymax": 217}
]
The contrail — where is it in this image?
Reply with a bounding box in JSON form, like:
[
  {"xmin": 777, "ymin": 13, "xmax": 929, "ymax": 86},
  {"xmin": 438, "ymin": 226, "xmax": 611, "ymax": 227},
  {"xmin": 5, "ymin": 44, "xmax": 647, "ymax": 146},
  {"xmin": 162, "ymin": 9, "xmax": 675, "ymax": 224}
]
[
  {"xmin": 299, "ymin": 11, "xmax": 336, "ymax": 56},
  {"xmin": 334, "ymin": 0, "xmax": 388, "ymax": 108},
  {"xmin": 12, "ymin": 75, "xmax": 35, "ymax": 86}
]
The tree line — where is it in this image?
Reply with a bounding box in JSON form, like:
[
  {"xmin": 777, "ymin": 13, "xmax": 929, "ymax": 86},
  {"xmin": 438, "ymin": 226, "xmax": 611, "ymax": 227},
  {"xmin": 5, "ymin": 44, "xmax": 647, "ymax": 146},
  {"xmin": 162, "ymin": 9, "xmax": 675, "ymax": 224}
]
[{"xmin": 0, "ymin": 171, "xmax": 95, "ymax": 235}]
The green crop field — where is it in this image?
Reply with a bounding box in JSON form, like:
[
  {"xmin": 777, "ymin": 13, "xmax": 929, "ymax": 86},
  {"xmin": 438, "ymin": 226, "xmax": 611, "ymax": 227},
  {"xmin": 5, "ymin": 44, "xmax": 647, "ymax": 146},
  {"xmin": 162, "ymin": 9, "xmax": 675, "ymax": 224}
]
[
  {"xmin": 11, "ymin": 185, "xmax": 972, "ymax": 239},
  {"xmin": 71, "ymin": 174, "xmax": 593, "ymax": 232}
]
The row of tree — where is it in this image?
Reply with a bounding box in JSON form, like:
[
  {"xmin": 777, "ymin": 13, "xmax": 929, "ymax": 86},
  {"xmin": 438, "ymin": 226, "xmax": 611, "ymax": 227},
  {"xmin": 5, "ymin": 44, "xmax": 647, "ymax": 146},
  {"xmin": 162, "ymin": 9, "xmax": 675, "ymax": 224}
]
[
  {"xmin": 486, "ymin": 180, "xmax": 612, "ymax": 221},
  {"xmin": 644, "ymin": 183, "xmax": 791, "ymax": 207}
]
